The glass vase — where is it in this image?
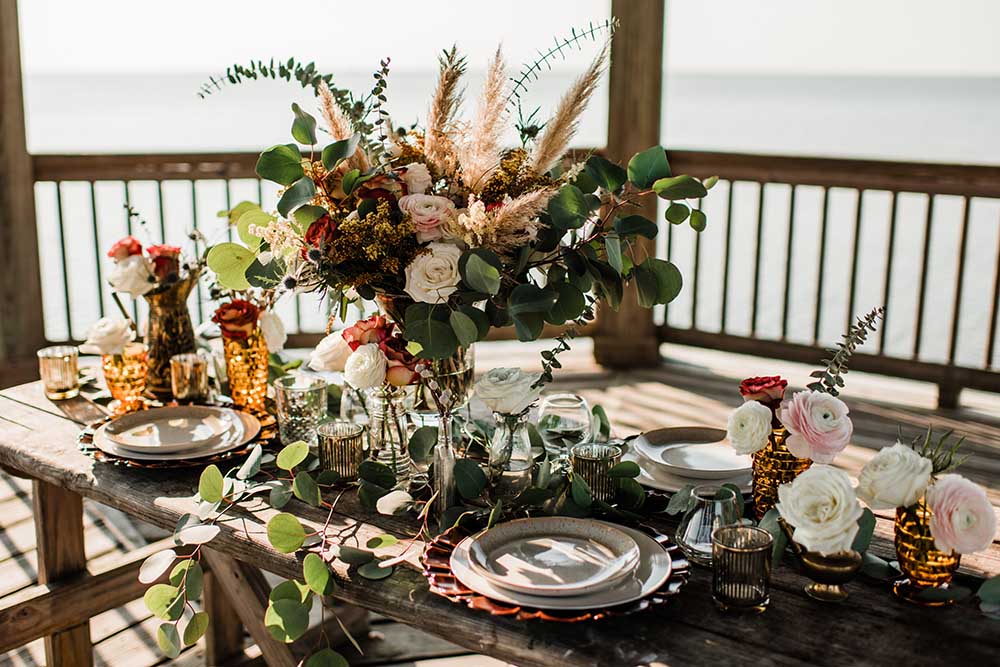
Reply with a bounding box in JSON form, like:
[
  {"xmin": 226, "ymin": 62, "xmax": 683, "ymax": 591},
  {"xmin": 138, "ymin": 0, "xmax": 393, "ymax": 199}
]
[
  {"xmin": 143, "ymin": 271, "xmax": 199, "ymax": 398},
  {"xmin": 433, "ymin": 413, "xmax": 457, "ymax": 523},
  {"xmin": 487, "ymin": 411, "xmax": 534, "ymax": 501},
  {"xmin": 367, "ymin": 386, "xmax": 412, "ymax": 488},
  {"xmin": 893, "ymin": 499, "xmax": 962, "ymax": 605},
  {"xmin": 675, "ymin": 484, "xmax": 742, "ymax": 566},
  {"xmin": 751, "ymin": 427, "xmax": 811, "ymax": 519},
  {"xmin": 102, "ymin": 342, "xmax": 148, "ymax": 414},
  {"xmin": 222, "ymin": 327, "xmax": 269, "ymax": 414}
]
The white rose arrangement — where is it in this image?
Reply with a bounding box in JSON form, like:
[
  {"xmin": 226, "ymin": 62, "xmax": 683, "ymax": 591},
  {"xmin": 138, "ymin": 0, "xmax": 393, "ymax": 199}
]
[
  {"xmin": 108, "ymin": 254, "xmax": 156, "ymax": 298},
  {"xmin": 726, "ymin": 401, "xmax": 773, "ymax": 455},
  {"xmin": 404, "ymin": 242, "xmax": 462, "ymax": 304},
  {"xmin": 79, "ymin": 317, "xmax": 137, "ymax": 356},
  {"xmin": 776, "ymin": 465, "xmax": 863, "ymax": 555},
  {"xmin": 475, "ymin": 367, "xmax": 542, "ymax": 415},
  {"xmin": 343, "ymin": 343, "xmax": 387, "ymax": 390},
  {"xmin": 308, "ymin": 333, "xmax": 352, "ymax": 372},
  {"xmin": 855, "ymin": 442, "xmax": 932, "ymax": 509}
]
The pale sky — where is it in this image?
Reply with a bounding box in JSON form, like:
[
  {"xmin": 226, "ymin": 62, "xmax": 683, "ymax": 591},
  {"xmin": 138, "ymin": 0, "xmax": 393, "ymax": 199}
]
[{"xmin": 17, "ymin": 0, "xmax": 1000, "ymax": 77}]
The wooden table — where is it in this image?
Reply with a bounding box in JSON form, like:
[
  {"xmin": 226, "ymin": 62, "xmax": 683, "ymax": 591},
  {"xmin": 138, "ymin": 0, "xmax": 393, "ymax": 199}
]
[{"xmin": 2, "ymin": 380, "xmax": 999, "ymax": 667}]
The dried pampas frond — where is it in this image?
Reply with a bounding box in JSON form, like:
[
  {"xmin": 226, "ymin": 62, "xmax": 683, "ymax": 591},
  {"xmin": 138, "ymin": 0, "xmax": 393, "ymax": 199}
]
[
  {"xmin": 449, "ymin": 187, "xmax": 556, "ymax": 254},
  {"xmin": 317, "ymin": 81, "xmax": 369, "ymax": 171},
  {"xmin": 424, "ymin": 46, "xmax": 467, "ymax": 178},
  {"xmin": 457, "ymin": 46, "xmax": 509, "ymax": 191},
  {"xmin": 527, "ymin": 41, "xmax": 608, "ymax": 175}
]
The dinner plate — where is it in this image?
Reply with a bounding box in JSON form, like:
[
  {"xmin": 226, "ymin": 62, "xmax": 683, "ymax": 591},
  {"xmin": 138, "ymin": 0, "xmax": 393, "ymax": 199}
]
[
  {"xmin": 450, "ymin": 523, "xmax": 672, "ymax": 611},
  {"xmin": 623, "ymin": 450, "xmax": 752, "ymax": 494},
  {"xmin": 466, "ymin": 517, "xmax": 639, "ymax": 597},
  {"xmin": 104, "ymin": 406, "xmax": 237, "ymax": 453},
  {"xmin": 655, "ymin": 442, "xmax": 751, "ymax": 479},
  {"xmin": 92, "ymin": 411, "xmax": 260, "ymax": 461}
]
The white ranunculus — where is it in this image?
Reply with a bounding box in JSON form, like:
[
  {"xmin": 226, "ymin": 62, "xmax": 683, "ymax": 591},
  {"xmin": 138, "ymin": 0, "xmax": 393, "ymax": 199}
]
[
  {"xmin": 855, "ymin": 442, "xmax": 932, "ymax": 510},
  {"xmin": 258, "ymin": 311, "xmax": 286, "ymax": 352},
  {"xmin": 108, "ymin": 254, "xmax": 155, "ymax": 297},
  {"xmin": 777, "ymin": 465, "xmax": 863, "ymax": 555},
  {"xmin": 343, "ymin": 343, "xmax": 386, "ymax": 390},
  {"xmin": 308, "ymin": 333, "xmax": 352, "ymax": 372},
  {"xmin": 475, "ymin": 367, "xmax": 542, "ymax": 415},
  {"xmin": 79, "ymin": 317, "xmax": 136, "ymax": 355},
  {"xmin": 401, "ymin": 162, "xmax": 433, "ymax": 195},
  {"xmin": 404, "ymin": 242, "xmax": 462, "ymax": 304},
  {"xmin": 727, "ymin": 401, "xmax": 773, "ymax": 455}
]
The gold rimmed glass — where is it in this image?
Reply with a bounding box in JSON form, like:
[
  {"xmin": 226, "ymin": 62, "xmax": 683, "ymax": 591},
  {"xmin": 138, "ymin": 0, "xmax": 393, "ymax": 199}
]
[
  {"xmin": 37, "ymin": 345, "xmax": 80, "ymax": 400},
  {"xmin": 317, "ymin": 420, "xmax": 366, "ymax": 483},
  {"xmin": 102, "ymin": 342, "xmax": 148, "ymax": 414},
  {"xmin": 570, "ymin": 442, "xmax": 623, "ymax": 502},
  {"xmin": 170, "ymin": 352, "xmax": 210, "ymax": 403},
  {"xmin": 711, "ymin": 525, "xmax": 773, "ymax": 613}
]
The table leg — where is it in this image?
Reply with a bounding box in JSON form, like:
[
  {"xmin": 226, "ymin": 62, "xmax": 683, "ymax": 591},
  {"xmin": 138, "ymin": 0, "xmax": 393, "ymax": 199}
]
[
  {"xmin": 33, "ymin": 479, "xmax": 93, "ymax": 667},
  {"xmin": 203, "ymin": 569, "xmax": 246, "ymax": 666}
]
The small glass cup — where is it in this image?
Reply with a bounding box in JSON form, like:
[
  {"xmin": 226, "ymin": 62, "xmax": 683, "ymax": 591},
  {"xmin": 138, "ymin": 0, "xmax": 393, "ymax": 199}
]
[
  {"xmin": 102, "ymin": 342, "xmax": 148, "ymax": 414},
  {"xmin": 274, "ymin": 375, "xmax": 328, "ymax": 446},
  {"xmin": 317, "ymin": 420, "xmax": 366, "ymax": 482},
  {"xmin": 571, "ymin": 442, "xmax": 623, "ymax": 502},
  {"xmin": 712, "ymin": 525, "xmax": 774, "ymax": 613},
  {"xmin": 170, "ymin": 352, "xmax": 210, "ymax": 403},
  {"xmin": 675, "ymin": 484, "xmax": 742, "ymax": 566},
  {"xmin": 37, "ymin": 346, "xmax": 80, "ymax": 400},
  {"xmin": 538, "ymin": 393, "xmax": 592, "ymax": 470}
]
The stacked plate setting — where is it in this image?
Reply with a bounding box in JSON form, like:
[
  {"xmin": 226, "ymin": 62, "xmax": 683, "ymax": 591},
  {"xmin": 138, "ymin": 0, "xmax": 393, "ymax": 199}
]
[
  {"xmin": 92, "ymin": 406, "xmax": 261, "ymax": 461},
  {"xmin": 449, "ymin": 517, "xmax": 673, "ymax": 610},
  {"xmin": 623, "ymin": 427, "xmax": 753, "ymax": 493}
]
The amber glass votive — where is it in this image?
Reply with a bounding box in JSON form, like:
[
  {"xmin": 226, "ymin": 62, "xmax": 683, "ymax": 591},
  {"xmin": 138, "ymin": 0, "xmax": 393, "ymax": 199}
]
[
  {"xmin": 37, "ymin": 346, "xmax": 80, "ymax": 400},
  {"xmin": 102, "ymin": 342, "xmax": 148, "ymax": 414},
  {"xmin": 712, "ymin": 525, "xmax": 773, "ymax": 613},
  {"xmin": 317, "ymin": 421, "xmax": 365, "ymax": 482},
  {"xmin": 170, "ymin": 353, "xmax": 210, "ymax": 402},
  {"xmin": 570, "ymin": 442, "xmax": 623, "ymax": 502}
]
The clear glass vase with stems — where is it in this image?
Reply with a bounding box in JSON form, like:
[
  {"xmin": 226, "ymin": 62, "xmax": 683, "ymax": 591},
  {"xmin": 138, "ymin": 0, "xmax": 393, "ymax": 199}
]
[
  {"xmin": 433, "ymin": 410, "xmax": 457, "ymax": 522},
  {"xmin": 487, "ymin": 410, "xmax": 534, "ymax": 501},
  {"xmin": 366, "ymin": 386, "xmax": 412, "ymax": 489}
]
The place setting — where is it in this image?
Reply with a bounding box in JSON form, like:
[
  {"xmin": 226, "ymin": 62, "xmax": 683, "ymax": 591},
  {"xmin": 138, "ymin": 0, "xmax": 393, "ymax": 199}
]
[{"xmin": 623, "ymin": 426, "xmax": 753, "ymax": 495}]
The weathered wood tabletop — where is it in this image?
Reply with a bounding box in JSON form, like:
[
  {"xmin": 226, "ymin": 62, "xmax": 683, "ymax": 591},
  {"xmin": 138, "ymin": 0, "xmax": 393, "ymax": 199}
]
[{"xmin": 2, "ymin": 380, "xmax": 999, "ymax": 667}]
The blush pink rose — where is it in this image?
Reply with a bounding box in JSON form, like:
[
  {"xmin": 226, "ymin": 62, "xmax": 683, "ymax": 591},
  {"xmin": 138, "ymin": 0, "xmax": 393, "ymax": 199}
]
[
  {"xmin": 779, "ymin": 390, "xmax": 853, "ymax": 464},
  {"xmin": 926, "ymin": 474, "xmax": 997, "ymax": 555},
  {"xmin": 398, "ymin": 194, "xmax": 455, "ymax": 242}
]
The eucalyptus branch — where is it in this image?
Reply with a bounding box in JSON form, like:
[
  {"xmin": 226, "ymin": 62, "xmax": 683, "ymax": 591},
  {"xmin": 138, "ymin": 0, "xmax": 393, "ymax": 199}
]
[{"xmin": 807, "ymin": 306, "xmax": 885, "ymax": 395}]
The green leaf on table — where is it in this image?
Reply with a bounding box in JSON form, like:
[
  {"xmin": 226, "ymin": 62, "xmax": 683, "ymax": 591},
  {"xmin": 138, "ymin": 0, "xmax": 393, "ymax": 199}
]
[
  {"xmin": 584, "ymin": 154, "xmax": 627, "ymax": 193},
  {"xmin": 144, "ymin": 584, "xmax": 184, "ymax": 621},
  {"xmin": 514, "ymin": 487, "xmax": 553, "ymax": 506},
  {"xmin": 859, "ymin": 552, "xmax": 900, "ymax": 580},
  {"xmin": 236, "ymin": 444, "xmax": 263, "ymax": 480},
  {"xmin": 293, "ymin": 472, "xmax": 321, "ymax": 507},
  {"xmin": 265, "ymin": 598, "xmax": 310, "ymax": 643},
  {"xmin": 454, "ymin": 459, "xmax": 488, "ymax": 500},
  {"xmin": 337, "ymin": 546, "xmax": 375, "ymax": 566},
  {"xmin": 852, "ymin": 508, "xmax": 876, "ymax": 553},
  {"xmin": 916, "ymin": 585, "xmax": 973, "ymax": 603},
  {"xmin": 198, "ymin": 465, "xmax": 224, "ymax": 503},
  {"xmin": 157, "ymin": 622, "xmax": 182, "ymax": 659},
  {"xmin": 139, "ymin": 549, "xmax": 177, "ymax": 584},
  {"xmin": 591, "ymin": 405, "xmax": 611, "ymax": 441},
  {"xmin": 269, "ymin": 580, "xmax": 312, "ymax": 604},
  {"xmin": 614, "ymin": 215, "xmax": 658, "ymax": 239},
  {"xmin": 608, "ymin": 461, "xmax": 641, "ymax": 478},
  {"xmin": 182, "ymin": 611, "xmax": 210, "ymax": 647},
  {"xmin": 460, "ymin": 251, "xmax": 501, "ymax": 295},
  {"xmin": 408, "ymin": 426, "xmax": 438, "ymax": 463},
  {"xmin": 269, "ymin": 480, "xmax": 293, "ymax": 509},
  {"xmin": 358, "ymin": 480, "xmax": 390, "ymax": 509},
  {"xmin": 616, "ymin": 477, "xmax": 645, "ymax": 510},
  {"xmin": 664, "ymin": 202, "xmax": 690, "ymax": 225},
  {"xmin": 721, "ymin": 483, "xmax": 745, "ymax": 518},
  {"xmin": 488, "ymin": 500, "xmax": 503, "ymax": 529},
  {"xmin": 757, "ymin": 508, "xmax": 788, "ymax": 569},
  {"xmin": 358, "ymin": 560, "xmax": 393, "ymax": 580},
  {"xmin": 978, "ymin": 575, "xmax": 1000, "ymax": 603},
  {"xmin": 653, "ymin": 175, "xmax": 708, "ymax": 200},
  {"xmin": 206, "ymin": 242, "xmax": 254, "ymax": 291},
  {"xmin": 666, "ymin": 485, "xmax": 696, "ymax": 515},
  {"xmin": 290, "ymin": 102, "xmax": 318, "ymax": 145},
  {"xmin": 169, "ymin": 560, "xmax": 203, "ymax": 599},
  {"xmin": 359, "ymin": 460, "xmax": 396, "ymax": 489},
  {"xmin": 306, "ymin": 648, "xmax": 350, "ymax": 667},
  {"xmin": 547, "ymin": 282, "xmax": 585, "ymax": 325},
  {"xmin": 689, "ymin": 209, "xmax": 707, "ymax": 232},
  {"xmin": 321, "ymin": 134, "xmax": 361, "ymax": 170},
  {"xmin": 256, "ymin": 144, "xmax": 304, "ymax": 186},
  {"xmin": 366, "ymin": 534, "xmax": 399, "ymax": 550},
  {"xmin": 277, "ymin": 441, "xmax": 310, "ymax": 471},
  {"xmin": 449, "ymin": 310, "xmax": 479, "ymax": 348},
  {"xmin": 604, "ymin": 234, "xmax": 623, "ymax": 274},
  {"xmin": 570, "ymin": 475, "xmax": 593, "ymax": 508},
  {"xmin": 628, "ymin": 146, "xmax": 671, "ymax": 189},
  {"xmin": 303, "ymin": 552, "xmax": 334, "ymax": 595},
  {"xmin": 547, "ymin": 184, "xmax": 589, "ymax": 230},
  {"xmin": 177, "ymin": 524, "xmax": 220, "ymax": 546},
  {"xmin": 277, "ymin": 177, "xmax": 316, "ymax": 217},
  {"xmin": 267, "ymin": 513, "xmax": 307, "ymax": 553}
]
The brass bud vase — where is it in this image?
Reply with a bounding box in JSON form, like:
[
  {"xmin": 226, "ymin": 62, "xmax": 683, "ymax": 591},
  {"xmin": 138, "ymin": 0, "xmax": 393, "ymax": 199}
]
[
  {"xmin": 893, "ymin": 499, "xmax": 961, "ymax": 605},
  {"xmin": 223, "ymin": 327, "xmax": 269, "ymax": 414},
  {"xmin": 143, "ymin": 271, "xmax": 199, "ymax": 398},
  {"xmin": 752, "ymin": 427, "xmax": 812, "ymax": 519}
]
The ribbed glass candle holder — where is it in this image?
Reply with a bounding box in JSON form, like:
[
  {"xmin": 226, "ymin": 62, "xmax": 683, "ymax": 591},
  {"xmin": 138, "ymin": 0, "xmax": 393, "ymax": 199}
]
[
  {"xmin": 570, "ymin": 442, "xmax": 622, "ymax": 502},
  {"xmin": 317, "ymin": 420, "xmax": 366, "ymax": 483},
  {"xmin": 37, "ymin": 345, "xmax": 80, "ymax": 400},
  {"xmin": 712, "ymin": 525, "xmax": 773, "ymax": 613}
]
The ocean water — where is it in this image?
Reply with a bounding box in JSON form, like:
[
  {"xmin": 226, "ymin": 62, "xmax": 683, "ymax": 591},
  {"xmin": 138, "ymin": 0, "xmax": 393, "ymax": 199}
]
[{"xmin": 23, "ymin": 73, "xmax": 1000, "ymax": 369}]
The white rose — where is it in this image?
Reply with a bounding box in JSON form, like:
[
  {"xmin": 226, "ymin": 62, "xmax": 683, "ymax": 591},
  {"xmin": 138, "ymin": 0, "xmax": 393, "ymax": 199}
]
[
  {"xmin": 258, "ymin": 311, "xmax": 286, "ymax": 353},
  {"xmin": 404, "ymin": 242, "xmax": 462, "ymax": 304},
  {"xmin": 855, "ymin": 442, "xmax": 932, "ymax": 510},
  {"xmin": 475, "ymin": 367, "xmax": 542, "ymax": 415},
  {"xmin": 726, "ymin": 401, "xmax": 772, "ymax": 455},
  {"xmin": 343, "ymin": 343, "xmax": 386, "ymax": 390},
  {"xmin": 309, "ymin": 333, "xmax": 352, "ymax": 372},
  {"xmin": 776, "ymin": 465, "xmax": 863, "ymax": 555},
  {"xmin": 79, "ymin": 317, "xmax": 136, "ymax": 355},
  {"xmin": 401, "ymin": 162, "xmax": 433, "ymax": 195},
  {"xmin": 108, "ymin": 254, "xmax": 155, "ymax": 297}
]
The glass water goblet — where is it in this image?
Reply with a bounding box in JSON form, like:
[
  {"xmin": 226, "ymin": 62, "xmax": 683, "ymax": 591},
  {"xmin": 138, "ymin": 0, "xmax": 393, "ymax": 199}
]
[
  {"xmin": 37, "ymin": 345, "xmax": 80, "ymax": 400},
  {"xmin": 537, "ymin": 393, "xmax": 592, "ymax": 471},
  {"xmin": 675, "ymin": 484, "xmax": 742, "ymax": 566},
  {"xmin": 274, "ymin": 375, "xmax": 328, "ymax": 446}
]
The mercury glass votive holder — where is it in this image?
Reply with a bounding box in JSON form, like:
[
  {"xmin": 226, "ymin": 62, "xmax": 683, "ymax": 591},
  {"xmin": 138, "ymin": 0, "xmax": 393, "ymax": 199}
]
[
  {"xmin": 102, "ymin": 342, "xmax": 148, "ymax": 414},
  {"xmin": 37, "ymin": 345, "xmax": 80, "ymax": 400},
  {"xmin": 274, "ymin": 375, "xmax": 328, "ymax": 446},
  {"xmin": 317, "ymin": 420, "xmax": 366, "ymax": 482},
  {"xmin": 570, "ymin": 442, "xmax": 623, "ymax": 502},
  {"xmin": 170, "ymin": 352, "xmax": 210, "ymax": 403},
  {"xmin": 712, "ymin": 525, "xmax": 773, "ymax": 613}
]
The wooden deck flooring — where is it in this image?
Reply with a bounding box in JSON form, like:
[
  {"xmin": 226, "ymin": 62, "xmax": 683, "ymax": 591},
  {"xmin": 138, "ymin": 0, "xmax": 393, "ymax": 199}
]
[{"xmin": 2, "ymin": 340, "xmax": 998, "ymax": 666}]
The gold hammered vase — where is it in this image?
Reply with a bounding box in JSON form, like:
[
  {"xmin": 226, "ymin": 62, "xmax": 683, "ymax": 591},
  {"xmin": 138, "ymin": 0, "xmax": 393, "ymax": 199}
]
[
  {"xmin": 102, "ymin": 342, "xmax": 149, "ymax": 414},
  {"xmin": 893, "ymin": 499, "xmax": 961, "ymax": 605},
  {"xmin": 143, "ymin": 271, "xmax": 199, "ymax": 398},
  {"xmin": 222, "ymin": 328, "xmax": 269, "ymax": 414},
  {"xmin": 752, "ymin": 427, "xmax": 812, "ymax": 519}
]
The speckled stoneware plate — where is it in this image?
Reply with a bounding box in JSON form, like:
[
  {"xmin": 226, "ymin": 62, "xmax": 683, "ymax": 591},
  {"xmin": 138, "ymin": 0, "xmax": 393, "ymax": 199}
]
[
  {"xmin": 93, "ymin": 410, "xmax": 259, "ymax": 461},
  {"xmin": 622, "ymin": 450, "xmax": 752, "ymax": 494},
  {"xmin": 465, "ymin": 517, "xmax": 640, "ymax": 597},
  {"xmin": 104, "ymin": 406, "xmax": 237, "ymax": 453},
  {"xmin": 655, "ymin": 441, "xmax": 751, "ymax": 479}
]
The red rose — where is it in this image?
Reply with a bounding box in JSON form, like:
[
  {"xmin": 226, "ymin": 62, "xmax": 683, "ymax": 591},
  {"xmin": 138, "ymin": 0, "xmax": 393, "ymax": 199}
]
[
  {"xmin": 341, "ymin": 315, "xmax": 393, "ymax": 351},
  {"xmin": 303, "ymin": 214, "xmax": 336, "ymax": 258},
  {"xmin": 739, "ymin": 375, "xmax": 788, "ymax": 422},
  {"xmin": 380, "ymin": 335, "xmax": 419, "ymax": 387},
  {"xmin": 108, "ymin": 236, "xmax": 143, "ymax": 261},
  {"xmin": 147, "ymin": 244, "xmax": 182, "ymax": 281},
  {"xmin": 212, "ymin": 299, "xmax": 260, "ymax": 340}
]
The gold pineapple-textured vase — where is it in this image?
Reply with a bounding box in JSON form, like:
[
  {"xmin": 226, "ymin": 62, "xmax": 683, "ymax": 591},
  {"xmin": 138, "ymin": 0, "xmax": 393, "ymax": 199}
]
[
  {"xmin": 143, "ymin": 271, "xmax": 199, "ymax": 398},
  {"xmin": 893, "ymin": 499, "xmax": 961, "ymax": 605},
  {"xmin": 223, "ymin": 328, "xmax": 269, "ymax": 414},
  {"xmin": 752, "ymin": 427, "xmax": 812, "ymax": 519}
]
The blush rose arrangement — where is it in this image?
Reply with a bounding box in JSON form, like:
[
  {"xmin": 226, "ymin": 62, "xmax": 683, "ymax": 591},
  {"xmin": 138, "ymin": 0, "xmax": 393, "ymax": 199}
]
[{"xmin": 308, "ymin": 315, "xmax": 419, "ymax": 390}]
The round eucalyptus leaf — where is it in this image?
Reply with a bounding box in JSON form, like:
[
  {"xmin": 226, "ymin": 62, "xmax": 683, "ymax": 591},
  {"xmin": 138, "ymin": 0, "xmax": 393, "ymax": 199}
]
[
  {"xmin": 236, "ymin": 444, "xmax": 263, "ymax": 480},
  {"xmin": 198, "ymin": 465, "xmax": 224, "ymax": 503},
  {"xmin": 303, "ymin": 552, "xmax": 334, "ymax": 595},
  {"xmin": 627, "ymin": 145, "xmax": 671, "ymax": 189},
  {"xmin": 607, "ymin": 461, "xmax": 641, "ymax": 479},
  {"xmin": 358, "ymin": 460, "xmax": 395, "ymax": 489},
  {"xmin": 978, "ymin": 575, "xmax": 1000, "ymax": 603},
  {"xmin": 156, "ymin": 622, "xmax": 182, "ymax": 659},
  {"xmin": 256, "ymin": 143, "xmax": 304, "ymax": 186},
  {"xmin": 290, "ymin": 102, "xmax": 318, "ymax": 145},
  {"xmin": 171, "ymin": 560, "xmax": 204, "ymax": 598},
  {"xmin": 454, "ymin": 459, "xmax": 488, "ymax": 500},
  {"xmin": 366, "ymin": 534, "xmax": 400, "ymax": 550},
  {"xmin": 276, "ymin": 441, "xmax": 310, "ymax": 471},
  {"xmin": 306, "ymin": 648, "xmax": 349, "ymax": 667},
  {"xmin": 337, "ymin": 546, "xmax": 375, "ymax": 566},
  {"xmin": 449, "ymin": 310, "xmax": 479, "ymax": 348},
  {"xmin": 265, "ymin": 598, "xmax": 310, "ymax": 643},
  {"xmin": 408, "ymin": 426, "xmax": 438, "ymax": 463},
  {"xmin": 267, "ymin": 513, "xmax": 307, "ymax": 553},
  {"xmin": 293, "ymin": 472, "xmax": 322, "ymax": 507},
  {"xmin": 570, "ymin": 475, "xmax": 593, "ymax": 508},
  {"xmin": 144, "ymin": 584, "xmax": 184, "ymax": 621},
  {"xmin": 269, "ymin": 579, "xmax": 312, "ymax": 604},
  {"xmin": 138, "ymin": 549, "xmax": 177, "ymax": 584},
  {"xmin": 358, "ymin": 560, "xmax": 394, "ymax": 580},
  {"xmin": 689, "ymin": 209, "xmax": 707, "ymax": 232},
  {"xmin": 652, "ymin": 174, "xmax": 708, "ymax": 200},
  {"xmin": 177, "ymin": 524, "xmax": 220, "ymax": 546},
  {"xmin": 206, "ymin": 243, "xmax": 254, "ymax": 291},
  {"xmin": 269, "ymin": 481, "xmax": 294, "ymax": 509},
  {"xmin": 182, "ymin": 611, "xmax": 210, "ymax": 647}
]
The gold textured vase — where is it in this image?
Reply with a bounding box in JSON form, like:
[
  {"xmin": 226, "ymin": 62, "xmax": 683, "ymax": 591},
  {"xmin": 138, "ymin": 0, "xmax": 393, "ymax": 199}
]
[
  {"xmin": 102, "ymin": 342, "xmax": 148, "ymax": 414},
  {"xmin": 893, "ymin": 499, "xmax": 961, "ymax": 605},
  {"xmin": 223, "ymin": 328, "xmax": 269, "ymax": 414},
  {"xmin": 752, "ymin": 427, "xmax": 812, "ymax": 519},
  {"xmin": 143, "ymin": 271, "xmax": 199, "ymax": 398}
]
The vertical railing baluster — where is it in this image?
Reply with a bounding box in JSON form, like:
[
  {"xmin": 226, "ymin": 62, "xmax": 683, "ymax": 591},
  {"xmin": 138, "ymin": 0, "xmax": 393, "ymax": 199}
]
[
  {"xmin": 224, "ymin": 180, "xmax": 233, "ymax": 242},
  {"xmin": 812, "ymin": 187, "xmax": 831, "ymax": 345},
  {"xmin": 913, "ymin": 195, "xmax": 936, "ymax": 359},
  {"xmin": 257, "ymin": 179, "xmax": 264, "ymax": 205},
  {"xmin": 750, "ymin": 183, "xmax": 765, "ymax": 336},
  {"xmin": 846, "ymin": 189, "xmax": 865, "ymax": 332},
  {"xmin": 781, "ymin": 185, "xmax": 797, "ymax": 340},
  {"xmin": 55, "ymin": 183, "xmax": 73, "ymax": 340},
  {"xmin": 191, "ymin": 180, "xmax": 204, "ymax": 322},
  {"xmin": 691, "ymin": 198, "xmax": 702, "ymax": 329},
  {"xmin": 879, "ymin": 192, "xmax": 899, "ymax": 354},
  {"xmin": 720, "ymin": 181, "xmax": 734, "ymax": 333},
  {"xmin": 947, "ymin": 197, "xmax": 972, "ymax": 366},
  {"xmin": 157, "ymin": 180, "xmax": 167, "ymax": 243},
  {"xmin": 89, "ymin": 182, "xmax": 104, "ymax": 317},
  {"xmin": 986, "ymin": 217, "xmax": 1000, "ymax": 369}
]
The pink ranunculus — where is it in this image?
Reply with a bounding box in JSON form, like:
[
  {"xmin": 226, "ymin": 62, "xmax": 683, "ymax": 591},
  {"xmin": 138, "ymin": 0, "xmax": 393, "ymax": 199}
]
[
  {"xmin": 926, "ymin": 474, "xmax": 997, "ymax": 555},
  {"xmin": 398, "ymin": 194, "xmax": 456, "ymax": 242},
  {"xmin": 779, "ymin": 390, "xmax": 853, "ymax": 464}
]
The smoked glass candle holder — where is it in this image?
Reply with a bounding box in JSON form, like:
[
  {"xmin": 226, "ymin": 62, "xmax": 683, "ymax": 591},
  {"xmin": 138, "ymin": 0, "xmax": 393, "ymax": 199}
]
[
  {"xmin": 274, "ymin": 375, "xmax": 328, "ymax": 446},
  {"xmin": 712, "ymin": 525, "xmax": 773, "ymax": 613},
  {"xmin": 170, "ymin": 353, "xmax": 210, "ymax": 403},
  {"xmin": 37, "ymin": 345, "xmax": 80, "ymax": 400},
  {"xmin": 317, "ymin": 420, "xmax": 366, "ymax": 482},
  {"xmin": 222, "ymin": 328, "xmax": 269, "ymax": 414},
  {"xmin": 570, "ymin": 442, "xmax": 623, "ymax": 502},
  {"xmin": 102, "ymin": 342, "xmax": 148, "ymax": 414}
]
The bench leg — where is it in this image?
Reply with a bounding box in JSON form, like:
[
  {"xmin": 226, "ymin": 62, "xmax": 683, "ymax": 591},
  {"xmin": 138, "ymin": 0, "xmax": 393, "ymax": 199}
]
[
  {"xmin": 33, "ymin": 479, "xmax": 93, "ymax": 667},
  {"xmin": 203, "ymin": 568, "xmax": 247, "ymax": 665}
]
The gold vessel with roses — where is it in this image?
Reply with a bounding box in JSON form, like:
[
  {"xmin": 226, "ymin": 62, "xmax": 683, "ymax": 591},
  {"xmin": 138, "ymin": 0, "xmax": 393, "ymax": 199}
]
[
  {"xmin": 143, "ymin": 271, "xmax": 200, "ymax": 398},
  {"xmin": 752, "ymin": 428, "xmax": 812, "ymax": 520},
  {"xmin": 893, "ymin": 499, "xmax": 961, "ymax": 605},
  {"xmin": 215, "ymin": 300, "xmax": 270, "ymax": 414}
]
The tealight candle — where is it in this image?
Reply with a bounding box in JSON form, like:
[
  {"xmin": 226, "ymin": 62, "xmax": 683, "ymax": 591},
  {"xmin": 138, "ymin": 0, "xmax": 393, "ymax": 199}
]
[{"xmin": 711, "ymin": 525, "xmax": 773, "ymax": 613}]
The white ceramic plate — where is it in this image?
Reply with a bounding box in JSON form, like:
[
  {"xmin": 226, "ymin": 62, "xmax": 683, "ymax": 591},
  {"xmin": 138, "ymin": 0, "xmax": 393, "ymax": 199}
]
[
  {"xmin": 93, "ymin": 411, "xmax": 260, "ymax": 461},
  {"xmin": 466, "ymin": 517, "xmax": 639, "ymax": 597},
  {"xmin": 623, "ymin": 450, "xmax": 752, "ymax": 494},
  {"xmin": 655, "ymin": 442, "xmax": 751, "ymax": 479},
  {"xmin": 450, "ymin": 523, "xmax": 671, "ymax": 610},
  {"xmin": 104, "ymin": 406, "xmax": 237, "ymax": 453}
]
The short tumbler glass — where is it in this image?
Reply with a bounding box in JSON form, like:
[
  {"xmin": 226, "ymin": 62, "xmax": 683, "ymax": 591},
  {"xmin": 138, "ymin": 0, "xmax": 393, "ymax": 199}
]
[
  {"xmin": 317, "ymin": 420, "xmax": 366, "ymax": 482},
  {"xmin": 675, "ymin": 484, "xmax": 742, "ymax": 566},
  {"xmin": 711, "ymin": 525, "xmax": 773, "ymax": 613},
  {"xmin": 170, "ymin": 353, "xmax": 210, "ymax": 402},
  {"xmin": 37, "ymin": 346, "xmax": 80, "ymax": 400},
  {"xmin": 274, "ymin": 375, "xmax": 328, "ymax": 446},
  {"xmin": 570, "ymin": 442, "xmax": 623, "ymax": 502}
]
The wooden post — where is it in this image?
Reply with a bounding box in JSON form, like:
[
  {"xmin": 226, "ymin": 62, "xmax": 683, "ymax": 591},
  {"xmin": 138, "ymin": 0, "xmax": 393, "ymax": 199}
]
[
  {"xmin": 202, "ymin": 568, "xmax": 247, "ymax": 666},
  {"xmin": 0, "ymin": 0, "xmax": 45, "ymax": 370},
  {"xmin": 33, "ymin": 480, "xmax": 93, "ymax": 667},
  {"xmin": 593, "ymin": 0, "xmax": 666, "ymax": 368}
]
